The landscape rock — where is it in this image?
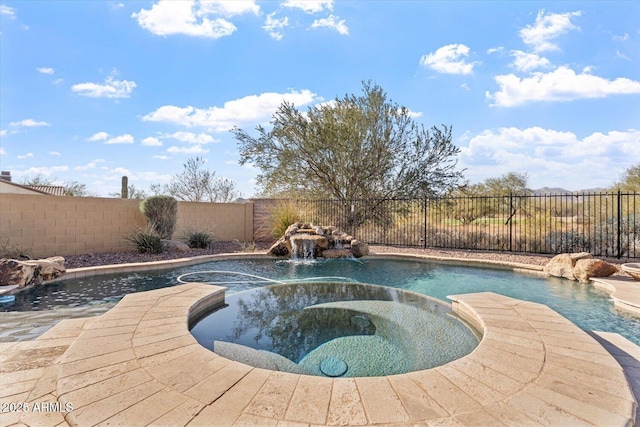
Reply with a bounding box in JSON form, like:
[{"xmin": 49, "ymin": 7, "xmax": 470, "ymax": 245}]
[
  {"xmin": 573, "ymin": 259, "xmax": 618, "ymax": 282},
  {"xmin": 162, "ymin": 239, "xmax": 191, "ymax": 252},
  {"xmin": 291, "ymin": 234, "xmax": 329, "ymax": 249},
  {"xmin": 268, "ymin": 238, "xmax": 291, "ymax": 257},
  {"xmin": 23, "ymin": 256, "xmax": 66, "ymax": 281},
  {"xmin": 268, "ymin": 224, "xmax": 369, "ymax": 259},
  {"xmin": 322, "ymin": 249, "xmax": 352, "ymax": 259},
  {"xmin": 0, "ymin": 259, "xmax": 42, "ymax": 287},
  {"xmin": 351, "ymin": 240, "xmax": 370, "ymax": 258},
  {"xmin": 543, "ymin": 252, "xmax": 592, "ymax": 280}
]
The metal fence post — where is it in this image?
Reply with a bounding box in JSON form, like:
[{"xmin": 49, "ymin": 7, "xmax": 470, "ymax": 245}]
[
  {"xmin": 617, "ymin": 189, "xmax": 622, "ymax": 258},
  {"xmin": 509, "ymin": 193, "xmax": 513, "ymax": 252},
  {"xmin": 423, "ymin": 197, "xmax": 428, "ymax": 248}
]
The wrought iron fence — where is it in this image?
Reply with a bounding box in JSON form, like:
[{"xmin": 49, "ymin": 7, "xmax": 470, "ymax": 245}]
[{"xmin": 295, "ymin": 191, "xmax": 640, "ymax": 258}]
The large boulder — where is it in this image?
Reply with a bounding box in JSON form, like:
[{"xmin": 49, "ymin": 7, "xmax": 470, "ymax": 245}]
[
  {"xmin": 290, "ymin": 234, "xmax": 329, "ymax": 249},
  {"xmin": 0, "ymin": 259, "xmax": 42, "ymax": 287},
  {"xmin": 23, "ymin": 256, "xmax": 65, "ymax": 281},
  {"xmin": 573, "ymin": 259, "xmax": 618, "ymax": 283},
  {"xmin": 351, "ymin": 240, "xmax": 370, "ymax": 258},
  {"xmin": 543, "ymin": 252, "xmax": 592, "ymax": 280},
  {"xmin": 268, "ymin": 238, "xmax": 291, "ymax": 257}
]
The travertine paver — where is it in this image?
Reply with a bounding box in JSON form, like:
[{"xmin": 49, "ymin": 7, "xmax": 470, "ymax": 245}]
[{"xmin": 2, "ymin": 279, "xmax": 638, "ymax": 426}]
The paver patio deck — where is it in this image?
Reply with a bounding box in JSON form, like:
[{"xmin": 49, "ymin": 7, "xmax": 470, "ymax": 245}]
[{"xmin": 2, "ymin": 280, "xmax": 638, "ymax": 426}]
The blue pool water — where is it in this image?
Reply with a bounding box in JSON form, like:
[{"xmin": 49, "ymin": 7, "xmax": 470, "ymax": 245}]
[
  {"xmin": 3, "ymin": 257, "xmax": 639, "ymax": 345},
  {"xmin": 190, "ymin": 282, "xmax": 480, "ymax": 377}
]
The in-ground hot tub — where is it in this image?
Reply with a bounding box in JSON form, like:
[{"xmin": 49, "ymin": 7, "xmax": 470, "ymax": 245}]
[{"xmin": 189, "ymin": 282, "xmax": 480, "ymax": 377}]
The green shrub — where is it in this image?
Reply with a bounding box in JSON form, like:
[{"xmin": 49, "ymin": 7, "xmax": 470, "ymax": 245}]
[
  {"xmin": 140, "ymin": 196, "xmax": 178, "ymax": 239},
  {"xmin": 125, "ymin": 226, "xmax": 165, "ymax": 253},
  {"xmin": 183, "ymin": 230, "xmax": 214, "ymax": 249}
]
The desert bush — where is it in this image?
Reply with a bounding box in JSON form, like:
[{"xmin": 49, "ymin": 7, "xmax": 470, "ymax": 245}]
[
  {"xmin": 0, "ymin": 238, "xmax": 33, "ymax": 259},
  {"xmin": 125, "ymin": 226, "xmax": 165, "ymax": 254},
  {"xmin": 266, "ymin": 200, "xmax": 303, "ymax": 239},
  {"xmin": 234, "ymin": 240, "xmax": 257, "ymax": 252},
  {"xmin": 544, "ymin": 230, "xmax": 590, "ymax": 254},
  {"xmin": 592, "ymin": 213, "xmax": 640, "ymax": 257},
  {"xmin": 183, "ymin": 230, "xmax": 215, "ymax": 249},
  {"xmin": 140, "ymin": 196, "xmax": 178, "ymax": 239}
]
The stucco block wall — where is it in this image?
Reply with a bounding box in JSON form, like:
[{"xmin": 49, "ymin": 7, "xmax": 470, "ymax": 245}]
[
  {"xmin": 1, "ymin": 194, "xmax": 144, "ymax": 258},
  {"xmin": 174, "ymin": 201, "xmax": 253, "ymax": 242},
  {"xmin": 1, "ymin": 194, "xmax": 254, "ymax": 258}
]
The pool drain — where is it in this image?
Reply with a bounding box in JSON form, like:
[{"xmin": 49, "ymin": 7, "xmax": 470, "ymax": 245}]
[{"xmin": 320, "ymin": 357, "xmax": 348, "ymax": 377}]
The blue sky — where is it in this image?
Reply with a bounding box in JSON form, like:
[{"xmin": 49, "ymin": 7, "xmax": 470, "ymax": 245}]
[{"xmin": 1, "ymin": 1, "xmax": 639, "ymax": 198}]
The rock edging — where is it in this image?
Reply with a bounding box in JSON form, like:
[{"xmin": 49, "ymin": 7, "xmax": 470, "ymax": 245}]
[{"xmin": 0, "ymin": 256, "xmax": 65, "ymax": 287}]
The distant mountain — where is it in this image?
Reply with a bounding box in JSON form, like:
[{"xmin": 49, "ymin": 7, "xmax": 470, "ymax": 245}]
[{"xmin": 531, "ymin": 187, "xmax": 609, "ymax": 195}]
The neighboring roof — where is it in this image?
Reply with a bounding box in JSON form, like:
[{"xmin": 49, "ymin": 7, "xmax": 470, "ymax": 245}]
[
  {"xmin": 0, "ymin": 180, "xmax": 65, "ymax": 196},
  {"xmin": 26, "ymin": 185, "xmax": 66, "ymax": 196}
]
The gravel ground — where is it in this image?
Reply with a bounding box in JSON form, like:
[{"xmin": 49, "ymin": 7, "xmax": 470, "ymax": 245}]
[
  {"xmin": 62, "ymin": 241, "xmax": 561, "ymax": 269},
  {"xmin": 64, "ymin": 241, "xmax": 273, "ymax": 269}
]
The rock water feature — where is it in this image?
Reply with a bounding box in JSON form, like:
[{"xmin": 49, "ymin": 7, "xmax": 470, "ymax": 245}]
[{"xmin": 267, "ymin": 223, "xmax": 369, "ymax": 259}]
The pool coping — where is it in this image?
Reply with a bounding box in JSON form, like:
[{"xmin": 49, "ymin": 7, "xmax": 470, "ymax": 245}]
[{"xmin": 43, "ymin": 284, "xmax": 636, "ymax": 425}]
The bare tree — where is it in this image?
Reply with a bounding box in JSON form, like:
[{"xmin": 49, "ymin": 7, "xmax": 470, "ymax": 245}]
[
  {"xmin": 163, "ymin": 157, "xmax": 240, "ymax": 202},
  {"xmin": 21, "ymin": 174, "xmax": 91, "ymax": 197}
]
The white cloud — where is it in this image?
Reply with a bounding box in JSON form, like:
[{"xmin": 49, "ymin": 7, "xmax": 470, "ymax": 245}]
[
  {"xmin": 72, "ymin": 72, "xmax": 136, "ymax": 99},
  {"xmin": 24, "ymin": 166, "xmax": 69, "ymax": 176},
  {"xmin": 105, "ymin": 134, "xmax": 135, "ymax": 144},
  {"xmin": 310, "ymin": 14, "xmax": 348, "ymax": 35},
  {"xmin": 49, "ymin": 151, "xmax": 61, "ymax": 156},
  {"xmin": 283, "ymin": 0, "xmax": 333, "ymax": 14},
  {"xmin": 397, "ymin": 108, "xmax": 423, "ymax": 119},
  {"xmin": 419, "ymin": 44, "xmax": 479, "ymax": 75},
  {"xmin": 167, "ymin": 131, "xmax": 217, "ymax": 144},
  {"xmin": 263, "ymin": 12, "xmax": 288, "ymax": 40},
  {"xmin": 460, "ymin": 83, "xmax": 470, "ymax": 91},
  {"xmin": 88, "ymin": 132, "xmax": 109, "ymax": 141},
  {"xmin": 17, "ymin": 152, "xmax": 33, "ymax": 159},
  {"xmin": 37, "ymin": 67, "xmax": 55, "ymax": 75},
  {"xmin": 141, "ymin": 136, "xmax": 163, "ymax": 146},
  {"xmin": 142, "ymin": 89, "xmax": 318, "ymax": 131},
  {"xmin": 198, "ymin": 1, "xmax": 260, "ymax": 17},
  {"xmin": 613, "ymin": 33, "xmax": 629, "ymax": 42},
  {"xmin": 0, "ymin": 147, "xmax": 6, "ymax": 155},
  {"xmin": 616, "ymin": 50, "xmax": 631, "ymax": 61},
  {"xmin": 519, "ymin": 10, "xmax": 581, "ymax": 53},
  {"xmin": 510, "ymin": 50, "xmax": 551, "ymax": 72},
  {"xmin": 153, "ymin": 155, "xmax": 170, "ymax": 160},
  {"xmin": 53, "ymin": 78, "xmax": 65, "ymax": 85},
  {"xmin": 487, "ymin": 47, "xmax": 504, "ymax": 54},
  {"xmin": 460, "ymin": 127, "xmax": 640, "ymax": 190},
  {"xmin": 487, "ymin": 66, "xmax": 640, "ymax": 107},
  {"xmin": 167, "ymin": 145, "xmax": 209, "ymax": 154},
  {"xmin": 0, "ymin": 129, "xmax": 6, "ymax": 137},
  {"xmin": 0, "ymin": 5, "xmax": 15, "ymax": 18},
  {"xmin": 75, "ymin": 162, "xmax": 97, "ymax": 171},
  {"xmin": 132, "ymin": 0, "xmax": 258, "ymax": 38},
  {"xmin": 10, "ymin": 119, "xmax": 50, "ymax": 127}
]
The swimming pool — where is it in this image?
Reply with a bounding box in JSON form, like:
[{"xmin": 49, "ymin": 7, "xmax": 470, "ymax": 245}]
[{"xmin": 3, "ymin": 257, "xmax": 639, "ymax": 344}]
